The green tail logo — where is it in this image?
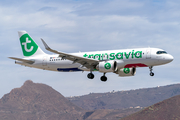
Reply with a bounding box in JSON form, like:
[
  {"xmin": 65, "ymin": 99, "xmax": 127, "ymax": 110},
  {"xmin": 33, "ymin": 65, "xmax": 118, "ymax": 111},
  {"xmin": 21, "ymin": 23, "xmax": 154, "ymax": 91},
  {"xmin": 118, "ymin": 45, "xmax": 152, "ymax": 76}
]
[{"xmin": 20, "ymin": 33, "xmax": 38, "ymax": 56}]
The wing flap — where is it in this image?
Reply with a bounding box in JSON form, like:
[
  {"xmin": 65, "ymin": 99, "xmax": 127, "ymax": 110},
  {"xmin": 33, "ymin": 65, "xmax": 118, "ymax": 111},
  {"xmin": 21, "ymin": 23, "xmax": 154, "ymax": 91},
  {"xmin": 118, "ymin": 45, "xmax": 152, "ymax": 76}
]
[{"xmin": 9, "ymin": 57, "xmax": 35, "ymax": 64}]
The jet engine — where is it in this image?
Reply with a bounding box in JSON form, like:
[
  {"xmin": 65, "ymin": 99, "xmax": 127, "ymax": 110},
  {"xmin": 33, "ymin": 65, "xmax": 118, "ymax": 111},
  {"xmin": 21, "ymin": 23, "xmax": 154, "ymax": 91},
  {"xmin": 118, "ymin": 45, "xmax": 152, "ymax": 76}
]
[
  {"xmin": 96, "ymin": 61, "xmax": 116, "ymax": 73},
  {"xmin": 117, "ymin": 68, "xmax": 136, "ymax": 77},
  {"xmin": 96, "ymin": 60, "xmax": 126, "ymax": 73}
]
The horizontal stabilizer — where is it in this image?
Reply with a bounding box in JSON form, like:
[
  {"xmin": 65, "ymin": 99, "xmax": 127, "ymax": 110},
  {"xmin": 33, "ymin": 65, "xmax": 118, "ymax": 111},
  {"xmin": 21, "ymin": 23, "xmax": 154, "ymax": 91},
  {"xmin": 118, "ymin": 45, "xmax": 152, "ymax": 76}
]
[{"xmin": 9, "ymin": 57, "xmax": 35, "ymax": 64}]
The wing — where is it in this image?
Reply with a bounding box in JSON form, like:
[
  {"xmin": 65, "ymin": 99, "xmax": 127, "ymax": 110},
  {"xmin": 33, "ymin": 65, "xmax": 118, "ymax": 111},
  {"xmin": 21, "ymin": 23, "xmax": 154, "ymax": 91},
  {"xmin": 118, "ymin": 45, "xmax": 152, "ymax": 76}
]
[
  {"xmin": 9, "ymin": 57, "xmax": 35, "ymax": 64},
  {"xmin": 41, "ymin": 39, "xmax": 99, "ymax": 69}
]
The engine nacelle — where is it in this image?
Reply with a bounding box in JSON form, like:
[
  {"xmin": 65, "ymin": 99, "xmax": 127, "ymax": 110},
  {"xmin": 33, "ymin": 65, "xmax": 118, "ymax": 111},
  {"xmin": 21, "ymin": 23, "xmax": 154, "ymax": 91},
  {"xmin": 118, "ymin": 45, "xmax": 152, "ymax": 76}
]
[
  {"xmin": 114, "ymin": 60, "xmax": 125, "ymax": 71},
  {"xmin": 96, "ymin": 61, "xmax": 116, "ymax": 73},
  {"xmin": 118, "ymin": 68, "xmax": 136, "ymax": 77}
]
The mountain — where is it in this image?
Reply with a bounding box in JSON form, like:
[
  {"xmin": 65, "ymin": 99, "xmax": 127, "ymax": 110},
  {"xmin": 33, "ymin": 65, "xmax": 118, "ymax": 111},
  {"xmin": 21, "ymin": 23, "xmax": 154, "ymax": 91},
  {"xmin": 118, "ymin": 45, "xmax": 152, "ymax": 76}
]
[
  {"xmin": 0, "ymin": 80, "xmax": 84, "ymax": 120},
  {"xmin": 84, "ymin": 108, "xmax": 141, "ymax": 120},
  {"xmin": 0, "ymin": 80, "xmax": 140, "ymax": 120},
  {"xmin": 1, "ymin": 80, "xmax": 180, "ymax": 120},
  {"xmin": 68, "ymin": 84, "xmax": 180, "ymax": 110},
  {"xmin": 121, "ymin": 94, "xmax": 180, "ymax": 120}
]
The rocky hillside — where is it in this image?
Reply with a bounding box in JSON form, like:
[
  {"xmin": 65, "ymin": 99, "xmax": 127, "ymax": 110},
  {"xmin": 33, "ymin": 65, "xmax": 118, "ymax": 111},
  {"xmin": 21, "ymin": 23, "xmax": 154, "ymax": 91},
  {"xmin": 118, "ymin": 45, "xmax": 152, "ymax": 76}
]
[
  {"xmin": 0, "ymin": 80, "xmax": 84, "ymax": 120},
  {"xmin": 121, "ymin": 94, "xmax": 180, "ymax": 120},
  {"xmin": 1, "ymin": 80, "xmax": 179, "ymax": 120},
  {"xmin": 84, "ymin": 108, "xmax": 141, "ymax": 120},
  {"xmin": 68, "ymin": 84, "xmax": 180, "ymax": 110},
  {"xmin": 0, "ymin": 80, "xmax": 141, "ymax": 120}
]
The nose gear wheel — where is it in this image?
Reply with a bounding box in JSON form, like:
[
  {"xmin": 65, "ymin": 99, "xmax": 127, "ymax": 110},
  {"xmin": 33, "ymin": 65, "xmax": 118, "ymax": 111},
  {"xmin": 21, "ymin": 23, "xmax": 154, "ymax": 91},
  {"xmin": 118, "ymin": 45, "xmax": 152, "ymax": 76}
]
[
  {"xmin": 150, "ymin": 72, "xmax": 154, "ymax": 76},
  {"xmin": 149, "ymin": 66, "xmax": 154, "ymax": 76}
]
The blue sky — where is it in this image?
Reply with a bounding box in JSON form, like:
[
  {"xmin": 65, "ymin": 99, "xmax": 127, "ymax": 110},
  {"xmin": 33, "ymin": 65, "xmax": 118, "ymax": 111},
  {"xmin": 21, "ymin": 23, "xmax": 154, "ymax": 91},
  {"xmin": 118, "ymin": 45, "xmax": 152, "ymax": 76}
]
[{"xmin": 0, "ymin": 0, "xmax": 179, "ymax": 97}]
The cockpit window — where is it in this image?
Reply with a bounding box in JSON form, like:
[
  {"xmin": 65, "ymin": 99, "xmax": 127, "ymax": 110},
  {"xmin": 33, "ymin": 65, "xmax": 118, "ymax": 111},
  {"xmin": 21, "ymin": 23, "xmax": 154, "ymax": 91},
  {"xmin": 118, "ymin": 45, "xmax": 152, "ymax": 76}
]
[{"xmin": 156, "ymin": 51, "xmax": 167, "ymax": 54}]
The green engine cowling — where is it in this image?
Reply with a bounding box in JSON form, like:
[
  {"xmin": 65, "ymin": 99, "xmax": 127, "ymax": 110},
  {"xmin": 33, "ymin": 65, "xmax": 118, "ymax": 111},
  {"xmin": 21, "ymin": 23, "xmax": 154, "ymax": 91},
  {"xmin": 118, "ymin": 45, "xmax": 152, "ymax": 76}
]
[
  {"xmin": 117, "ymin": 68, "xmax": 136, "ymax": 77},
  {"xmin": 96, "ymin": 60, "xmax": 126, "ymax": 73},
  {"xmin": 96, "ymin": 61, "xmax": 117, "ymax": 73},
  {"xmin": 96, "ymin": 60, "xmax": 136, "ymax": 76}
]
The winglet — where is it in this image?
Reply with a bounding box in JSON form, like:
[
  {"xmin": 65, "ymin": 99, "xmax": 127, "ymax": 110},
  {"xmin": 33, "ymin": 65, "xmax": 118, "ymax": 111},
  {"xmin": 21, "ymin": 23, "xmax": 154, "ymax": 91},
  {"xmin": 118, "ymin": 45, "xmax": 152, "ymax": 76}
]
[
  {"xmin": 41, "ymin": 38, "xmax": 61, "ymax": 55},
  {"xmin": 41, "ymin": 38, "xmax": 51, "ymax": 50}
]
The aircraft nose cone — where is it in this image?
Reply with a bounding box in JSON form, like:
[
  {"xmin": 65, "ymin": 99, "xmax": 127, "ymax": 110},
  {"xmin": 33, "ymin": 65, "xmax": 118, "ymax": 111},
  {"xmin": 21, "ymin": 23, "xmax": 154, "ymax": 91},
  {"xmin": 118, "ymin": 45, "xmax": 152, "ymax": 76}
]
[{"xmin": 166, "ymin": 54, "xmax": 174, "ymax": 62}]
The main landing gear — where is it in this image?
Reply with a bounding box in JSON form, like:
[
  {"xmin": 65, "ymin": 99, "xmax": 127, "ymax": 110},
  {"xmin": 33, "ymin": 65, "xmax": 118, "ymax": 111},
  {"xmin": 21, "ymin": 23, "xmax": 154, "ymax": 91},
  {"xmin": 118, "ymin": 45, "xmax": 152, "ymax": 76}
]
[
  {"xmin": 87, "ymin": 67, "xmax": 95, "ymax": 79},
  {"xmin": 149, "ymin": 66, "xmax": 154, "ymax": 76},
  {"xmin": 101, "ymin": 73, "xmax": 107, "ymax": 82},
  {"xmin": 87, "ymin": 72, "xmax": 107, "ymax": 82},
  {"xmin": 87, "ymin": 73, "xmax": 94, "ymax": 79}
]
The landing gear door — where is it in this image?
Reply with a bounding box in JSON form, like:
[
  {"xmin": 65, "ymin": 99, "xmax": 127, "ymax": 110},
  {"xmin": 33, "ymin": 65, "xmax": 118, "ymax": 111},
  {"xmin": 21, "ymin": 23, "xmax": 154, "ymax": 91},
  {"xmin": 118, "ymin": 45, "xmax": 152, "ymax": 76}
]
[
  {"xmin": 146, "ymin": 49, "xmax": 151, "ymax": 59},
  {"xmin": 42, "ymin": 56, "xmax": 47, "ymax": 66}
]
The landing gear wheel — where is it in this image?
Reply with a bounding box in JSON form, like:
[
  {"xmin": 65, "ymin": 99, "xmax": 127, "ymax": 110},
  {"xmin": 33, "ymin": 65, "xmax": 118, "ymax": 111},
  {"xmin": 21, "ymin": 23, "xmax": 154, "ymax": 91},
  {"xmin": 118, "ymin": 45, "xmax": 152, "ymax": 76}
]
[
  {"xmin": 101, "ymin": 76, "xmax": 107, "ymax": 82},
  {"xmin": 149, "ymin": 66, "xmax": 154, "ymax": 77},
  {"xmin": 87, "ymin": 73, "xmax": 94, "ymax": 79},
  {"xmin": 150, "ymin": 72, "xmax": 154, "ymax": 76}
]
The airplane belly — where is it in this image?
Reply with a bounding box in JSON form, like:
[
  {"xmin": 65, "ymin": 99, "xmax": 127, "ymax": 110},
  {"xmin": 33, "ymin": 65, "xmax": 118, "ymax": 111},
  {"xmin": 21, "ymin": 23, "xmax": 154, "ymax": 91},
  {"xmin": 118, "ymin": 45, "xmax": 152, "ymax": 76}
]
[{"xmin": 47, "ymin": 60, "xmax": 82, "ymax": 72}]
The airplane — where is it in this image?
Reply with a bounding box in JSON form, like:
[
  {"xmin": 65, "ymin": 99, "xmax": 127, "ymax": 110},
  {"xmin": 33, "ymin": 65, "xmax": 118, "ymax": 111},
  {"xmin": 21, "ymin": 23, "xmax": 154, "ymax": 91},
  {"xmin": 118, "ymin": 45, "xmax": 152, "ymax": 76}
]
[{"xmin": 9, "ymin": 31, "xmax": 174, "ymax": 82}]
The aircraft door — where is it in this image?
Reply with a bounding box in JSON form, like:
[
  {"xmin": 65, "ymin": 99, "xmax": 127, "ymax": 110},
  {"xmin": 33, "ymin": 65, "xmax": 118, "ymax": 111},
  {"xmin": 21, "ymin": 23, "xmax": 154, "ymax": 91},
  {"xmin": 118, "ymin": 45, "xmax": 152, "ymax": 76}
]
[{"xmin": 146, "ymin": 49, "xmax": 151, "ymax": 59}]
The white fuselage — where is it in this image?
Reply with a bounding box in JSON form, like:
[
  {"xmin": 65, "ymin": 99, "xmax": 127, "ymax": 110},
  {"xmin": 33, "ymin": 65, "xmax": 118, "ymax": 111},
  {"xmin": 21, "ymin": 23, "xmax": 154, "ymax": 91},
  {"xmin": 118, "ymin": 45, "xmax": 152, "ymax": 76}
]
[{"xmin": 15, "ymin": 48, "xmax": 173, "ymax": 72}]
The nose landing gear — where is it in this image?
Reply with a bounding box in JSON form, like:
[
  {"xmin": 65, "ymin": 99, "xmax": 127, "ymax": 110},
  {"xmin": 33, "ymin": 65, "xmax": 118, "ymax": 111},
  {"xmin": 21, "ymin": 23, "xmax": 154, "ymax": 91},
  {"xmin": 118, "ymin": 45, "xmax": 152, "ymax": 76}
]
[{"xmin": 149, "ymin": 66, "xmax": 154, "ymax": 76}]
